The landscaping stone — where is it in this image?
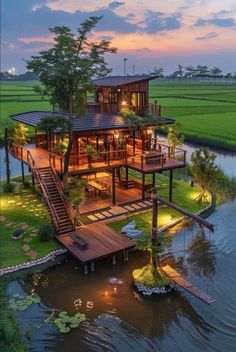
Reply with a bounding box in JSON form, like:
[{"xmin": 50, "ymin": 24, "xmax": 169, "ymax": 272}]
[
  {"xmin": 134, "ymin": 281, "xmax": 175, "ymax": 295},
  {"xmin": 0, "ymin": 216, "xmax": 6, "ymax": 222},
  {"xmin": 29, "ymin": 233, "xmax": 38, "ymax": 237},
  {"xmin": 22, "ymin": 244, "xmax": 30, "ymax": 252},
  {"xmin": 23, "ymin": 237, "xmax": 33, "ymax": 243},
  {"xmin": 27, "ymin": 250, "xmax": 38, "ymax": 260}
]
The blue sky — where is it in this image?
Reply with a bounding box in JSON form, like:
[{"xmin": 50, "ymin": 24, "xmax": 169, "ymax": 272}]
[{"xmin": 1, "ymin": 0, "xmax": 236, "ymax": 74}]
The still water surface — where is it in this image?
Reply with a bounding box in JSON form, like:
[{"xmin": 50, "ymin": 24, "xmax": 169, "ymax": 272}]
[{"xmin": 7, "ymin": 199, "xmax": 236, "ymax": 352}]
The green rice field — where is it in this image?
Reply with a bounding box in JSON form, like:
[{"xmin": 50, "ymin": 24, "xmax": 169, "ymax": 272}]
[
  {"xmin": 1, "ymin": 80, "xmax": 236, "ymax": 150},
  {"xmin": 149, "ymin": 80, "xmax": 236, "ymax": 150}
]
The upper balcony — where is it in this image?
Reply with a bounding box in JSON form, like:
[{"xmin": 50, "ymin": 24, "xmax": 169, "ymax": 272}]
[{"xmin": 10, "ymin": 140, "xmax": 186, "ymax": 175}]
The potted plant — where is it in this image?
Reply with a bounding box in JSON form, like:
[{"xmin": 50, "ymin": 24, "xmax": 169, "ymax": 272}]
[{"xmin": 86, "ymin": 145, "xmax": 95, "ymax": 167}]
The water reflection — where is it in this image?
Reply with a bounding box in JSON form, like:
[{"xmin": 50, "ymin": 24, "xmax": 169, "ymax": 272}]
[{"xmin": 187, "ymin": 230, "xmax": 216, "ymax": 278}]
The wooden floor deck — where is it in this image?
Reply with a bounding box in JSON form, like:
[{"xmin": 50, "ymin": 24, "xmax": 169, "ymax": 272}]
[
  {"xmin": 11, "ymin": 145, "xmax": 186, "ymax": 174},
  {"xmin": 57, "ymin": 222, "xmax": 135, "ymax": 264},
  {"xmin": 162, "ymin": 265, "xmax": 216, "ymax": 305},
  {"xmin": 80, "ymin": 186, "xmax": 143, "ymax": 214}
]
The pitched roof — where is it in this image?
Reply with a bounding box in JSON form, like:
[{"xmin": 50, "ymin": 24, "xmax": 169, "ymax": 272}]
[
  {"xmin": 10, "ymin": 111, "xmax": 174, "ymax": 132},
  {"xmin": 91, "ymin": 75, "xmax": 158, "ymax": 87}
]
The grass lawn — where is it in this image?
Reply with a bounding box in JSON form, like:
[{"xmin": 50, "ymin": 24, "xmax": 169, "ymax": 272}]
[
  {"xmin": 109, "ymin": 173, "xmax": 210, "ymax": 235},
  {"xmin": 0, "ymin": 180, "xmax": 60, "ymax": 269}
]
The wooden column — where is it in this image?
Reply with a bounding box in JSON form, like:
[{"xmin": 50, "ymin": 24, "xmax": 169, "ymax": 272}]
[
  {"xmin": 132, "ymin": 130, "xmax": 135, "ymax": 155},
  {"xmin": 142, "ymin": 172, "xmax": 145, "ymax": 199},
  {"xmin": 169, "ymin": 169, "xmax": 173, "ymax": 202},
  {"xmin": 112, "ymin": 254, "xmax": 116, "ymax": 265},
  {"xmin": 32, "ymin": 173, "xmax": 35, "ymax": 187},
  {"xmin": 84, "ymin": 263, "xmax": 89, "ymax": 275},
  {"xmin": 21, "ymin": 161, "xmax": 25, "ymax": 183},
  {"xmin": 151, "ymin": 187, "xmax": 158, "ymax": 245},
  {"xmin": 125, "ymin": 166, "xmax": 128, "ymax": 188},
  {"xmin": 112, "ymin": 168, "xmax": 116, "ymax": 205},
  {"xmin": 4, "ymin": 128, "xmax": 11, "ymax": 184},
  {"xmin": 123, "ymin": 250, "xmax": 129, "ymax": 261},
  {"xmin": 152, "ymin": 172, "xmax": 156, "ymax": 187},
  {"xmin": 90, "ymin": 262, "xmax": 95, "ymax": 272}
]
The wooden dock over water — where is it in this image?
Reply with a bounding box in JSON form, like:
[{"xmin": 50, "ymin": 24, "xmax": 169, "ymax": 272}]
[
  {"xmin": 162, "ymin": 265, "xmax": 216, "ymax": 305},
  {"xmin": 57, "ymin": 223, "xmax": 135, "ymax": 273}
]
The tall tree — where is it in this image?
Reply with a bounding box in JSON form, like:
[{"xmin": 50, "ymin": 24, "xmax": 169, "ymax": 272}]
[
  {"xmin": 27, "ymin": 17, "xmax": 116, "ymax": 186},
  {"xmin": 210, "ymin": 66, "xmax": 222, "ymax": 78},
  {"xmin": 149, "ymin": 67, "xmax": 164, "ymax": 77}
]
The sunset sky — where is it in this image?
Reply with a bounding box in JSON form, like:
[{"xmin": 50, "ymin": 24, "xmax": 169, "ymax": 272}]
[{"xmin": 2, "ymin": 0, "xmax": 236, "ymax": 74}]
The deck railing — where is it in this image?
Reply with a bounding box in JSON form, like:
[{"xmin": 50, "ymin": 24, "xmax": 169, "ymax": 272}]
[
  {"xmin": 127, "ymin": 146, "xmax": 186, "ymax": 171},
  {"xmin": 49, "ymin": 149, "xmax": 128, "ymax": 173}
]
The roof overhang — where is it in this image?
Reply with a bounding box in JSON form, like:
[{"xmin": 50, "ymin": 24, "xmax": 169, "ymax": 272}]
[{"xmin": 10, "ymin": 111, "xmax": 175, "ymax": 133}]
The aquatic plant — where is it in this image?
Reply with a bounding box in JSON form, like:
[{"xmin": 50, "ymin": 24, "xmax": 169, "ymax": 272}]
[
  {"xmin": 53, "ymin": 311, "xmax": 86, "ymax": 334},
  {"xmin": 9, "ymin": 294, "xmax": 41, "ymax": 311}
]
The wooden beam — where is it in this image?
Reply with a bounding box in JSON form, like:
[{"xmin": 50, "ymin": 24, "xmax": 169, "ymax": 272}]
[
  {"xmin": 151, "ymin": 188, "xmax": 214, "ymax": 232},
  {"xmin": 169, "ymin": 169, "xmax": 173, "ymax": 202}
]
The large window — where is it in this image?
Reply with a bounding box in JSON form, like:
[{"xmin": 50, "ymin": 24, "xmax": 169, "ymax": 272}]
[{"xmin": 130, "ymin": 92, "xmax": 146, "ymax": 107}]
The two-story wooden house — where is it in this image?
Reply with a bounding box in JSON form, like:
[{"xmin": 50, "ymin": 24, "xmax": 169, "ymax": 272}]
[{"xmin": 10, "ymin": 75, "xmax": 186, "ymax": 220}]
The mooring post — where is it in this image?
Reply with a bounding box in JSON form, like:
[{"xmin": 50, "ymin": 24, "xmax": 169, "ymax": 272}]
[
  {"xmin": 112, "ymin": 254, "xmax": 116, "ymax": 265},
  {"xmin": 90, "ymin": 262, "xmax": 95, "ymax": 272},
  {"xmin": 84, "ymin": 263, "xmax": 89, "ymax": 275}
]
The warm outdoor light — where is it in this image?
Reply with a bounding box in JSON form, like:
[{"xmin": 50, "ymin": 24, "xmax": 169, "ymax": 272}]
[
  {"xmin": 147, "ymin": 128, "xmax": 153, "ymax": 135},
  {"xmin": 114, "ymin": 132, "xmax": 119, "ymax": 139},
  {"xmin": 121, "ymin": 100, "xmax": 127, "ymax": 106}
]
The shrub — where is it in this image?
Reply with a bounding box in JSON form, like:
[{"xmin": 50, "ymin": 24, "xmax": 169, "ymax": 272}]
[
  {"xmin": 2, "ymin": 182, "xmax": 15, "ymax": 193},
  {"xmin": 23, "ymin": 180, "xmax": 31, "ymax": 188},
  {"xmin": 38, "ymin": 223, "xmax": 55, "ymax": 242},
  {"xmin": 12, "ymin": 228, "xmax": 24, "ymax": 240}
]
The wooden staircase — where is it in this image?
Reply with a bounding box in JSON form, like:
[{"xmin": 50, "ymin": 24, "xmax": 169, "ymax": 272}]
[{"xmin": 38, "ymin": 167, "xmax": 75, "ymax": 235}]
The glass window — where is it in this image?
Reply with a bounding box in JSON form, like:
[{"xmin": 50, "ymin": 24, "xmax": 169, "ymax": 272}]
[
  {"xmin": 97, "ymin": 91, "xmax": 103, "ymax": 103},
  {"xmin": 108, "ymin": 92, "xmax": 117, "ymax": 104}
]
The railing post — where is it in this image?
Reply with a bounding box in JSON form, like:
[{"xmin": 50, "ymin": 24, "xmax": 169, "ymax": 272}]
[
  {"xmin": 141, "ymin": 155, "xmax": 144, "ymax": 170},
  {"xmin": 60, "ymin": 157, "xmax": 63, "ymax": 174},
  {"xmin": 108, "ymin": 151, "xmax": 110, "ymax": 166}
]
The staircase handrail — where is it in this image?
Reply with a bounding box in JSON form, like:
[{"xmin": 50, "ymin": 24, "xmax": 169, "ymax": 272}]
[
  {"xmin": 26, "ymin": 150, "xmax": 60, "ymax": 233},
  {"xmin": 50, "ymin": 164, "xmax": 75, "ymax": 225}
]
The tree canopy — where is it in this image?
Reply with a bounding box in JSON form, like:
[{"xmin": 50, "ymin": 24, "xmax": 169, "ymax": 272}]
[{"xmin": 27, "ymin": 16, "xmax": 117, "ymax": 185}]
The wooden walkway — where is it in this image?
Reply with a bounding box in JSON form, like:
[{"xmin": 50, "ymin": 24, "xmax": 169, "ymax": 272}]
[
  {"xmin": 162, "ymin": 265, "xmax": 216, "ymax": 305},
  {"xmin": 57, "ymin": 222, "xmax": 135, "ymax": 264}
]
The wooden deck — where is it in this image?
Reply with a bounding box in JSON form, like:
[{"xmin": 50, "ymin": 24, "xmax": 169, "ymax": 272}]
[
  {"xmin": 10, "ymin": 144, "xmax": 186, "ymax": 175},
  {"xmin": 57, "ymin": 223, "xmax": 135, "ymax": 264},
  {"xmin": 162, "ymin": 265, "xmax": 216, "ymax": 305}
]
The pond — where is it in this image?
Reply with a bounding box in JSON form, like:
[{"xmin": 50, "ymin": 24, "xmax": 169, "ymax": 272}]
[
  {"xmin": 3, "ymin": 141, "xmax": 236, "ymax": 351},
  {"xmin": 7, "ymin": 199, "xmax": 236, "ymax": 352}
]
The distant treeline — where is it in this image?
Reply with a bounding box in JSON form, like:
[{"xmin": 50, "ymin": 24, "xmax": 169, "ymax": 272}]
[{"xmin": 0, "ymin": 71, "xmax": 37, "ymax": 81}]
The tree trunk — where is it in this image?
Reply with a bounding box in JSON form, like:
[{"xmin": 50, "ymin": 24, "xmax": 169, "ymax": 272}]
[{"xmin": 63, "ymin": 91, "xmax": 73, "ymax": 188}]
